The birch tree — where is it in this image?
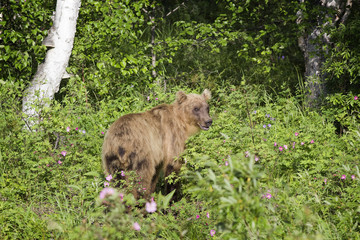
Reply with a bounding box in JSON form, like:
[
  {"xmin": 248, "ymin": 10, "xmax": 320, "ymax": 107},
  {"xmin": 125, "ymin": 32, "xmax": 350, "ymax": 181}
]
[
  {"xmin": 297, "ymin": 0, "xmax": 353, "ymax": 107},
  {"xmin": 22, "ymin": 0, "xmax": 81, "ymax": 130}
]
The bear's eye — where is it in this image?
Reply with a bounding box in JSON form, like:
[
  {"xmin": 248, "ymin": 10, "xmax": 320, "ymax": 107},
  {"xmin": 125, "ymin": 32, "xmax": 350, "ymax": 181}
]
[{"xmin": 194, "ymin": 107, "xmax": 200, "ymax": 112}]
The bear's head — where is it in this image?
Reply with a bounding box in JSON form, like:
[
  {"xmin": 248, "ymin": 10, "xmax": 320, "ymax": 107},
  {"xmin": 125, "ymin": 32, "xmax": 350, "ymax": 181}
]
[{"xmin": 176, "ymin": 89, "xmax": 212, "ymax": 132}]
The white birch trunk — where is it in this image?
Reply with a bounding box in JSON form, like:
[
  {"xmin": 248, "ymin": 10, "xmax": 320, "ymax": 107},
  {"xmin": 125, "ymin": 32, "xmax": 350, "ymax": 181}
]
[
  {"xmin": 22, "ymin": 0, "xmax": 81, "ymax": 130},
  {"xmin": 298, "ymin": 0, "xmax": 352, "ymax": 107}
]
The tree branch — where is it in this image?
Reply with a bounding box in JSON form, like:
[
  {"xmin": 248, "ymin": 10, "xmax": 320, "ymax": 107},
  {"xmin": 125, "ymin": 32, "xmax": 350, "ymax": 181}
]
[
  {"xmin": 340, "ymin": 0, "xmax": 352, "ymax": 24},
  {"xmin": 165, "ymin": 1, "xmax": 186, "ymax": 18}
]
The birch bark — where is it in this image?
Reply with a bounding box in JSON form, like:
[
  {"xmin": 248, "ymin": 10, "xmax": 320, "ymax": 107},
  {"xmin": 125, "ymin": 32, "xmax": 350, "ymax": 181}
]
[{"xmin": 22, "ymin": 0, "xmax": 81, "ymax": 130}]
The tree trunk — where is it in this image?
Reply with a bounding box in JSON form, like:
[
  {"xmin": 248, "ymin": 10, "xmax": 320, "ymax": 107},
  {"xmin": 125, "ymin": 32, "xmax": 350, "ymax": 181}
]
[
  {"xmin": 298, "ymin": 27, "xmax": 325, "ymax": 107},
  {"xmin": 298, "ymin": 0, "xmax": 352, "ymax": 108},
  {"xmin": 22, "ymin": 0, "xmax": 81, "ymax": 130}
]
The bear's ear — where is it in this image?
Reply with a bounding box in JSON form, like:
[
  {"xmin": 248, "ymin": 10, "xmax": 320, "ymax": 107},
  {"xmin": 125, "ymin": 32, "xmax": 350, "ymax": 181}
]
[
  {"xmin": 202, "ymin": 89, "xmax": 211, "ymax": 102},
  {"xmin": 176, "ymin": 91, "xmax": 187, "ymax": 104}
]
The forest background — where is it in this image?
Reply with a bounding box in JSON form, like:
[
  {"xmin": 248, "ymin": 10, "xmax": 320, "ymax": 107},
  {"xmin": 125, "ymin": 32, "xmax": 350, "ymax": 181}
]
[{"xmin": 1, "ymin": 0, "xmax": 360, "ymax": 239}]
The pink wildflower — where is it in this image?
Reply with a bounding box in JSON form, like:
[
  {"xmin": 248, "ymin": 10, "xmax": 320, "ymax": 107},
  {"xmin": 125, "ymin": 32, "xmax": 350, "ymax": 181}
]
[
  {"xmin": 255, "ymin": 155, "xmax": 259, "ymax": 162},
  {"xmin": 351, "ymin": 175, "xmax": 355, "ymax": 180},
  {"xmin": 58, "ymin": 160, "xmax": 62, "ymax": 164},
  {"xmin": 66, "ymin": 126, "xmax": 70, "ymax": 132},
  {"xmin": 295, "ymin": 132, "xmax": 299, "ymax": 136},
  {"xmin": 310, "ymin": 139, "xmax": 314, "ymax": 144},
  {"xmin": 225, "ymin": 161, "xmax": 229, "ymax": 166},
  {"xmin": 279, "ymin": 146, "xmax": 284, "ymax": 152},
  {"xmin": 206, "ymin": 212, "xmax": 210, "ymax": 218},
  {"xmin": 121, "ymin": 171, "xmax": 125, "ymax": 177},
  {"xmin": 196, "ymin": 215, "xmax": 200, "ymax": 219},
  {"xmin": 210, "ymin": 229, "xmax": 216, "ymax": 237},
  {"xmin": 61, "ymin": 151, "xmax": 67, "ymax": 157},
  {"xmin": 145, "ymin": 199, "xmax": 157, "ymax": 213},
  {"xmin": 354, "ymin": 96, "xmax": 358, "ymax": 100},
  {"xmin": 245, "ymin": 151, "xmax": 250, "ymax": 157},
  {"xmin": 104, "ymin": 181, "xmax": 109, "ymax": 187},
  {"xmin": 99, "ymin": 187, "xmax": 115, "ymax": 199},
  {"xmin": 133, "ymin": 222, "xmax": 141, "ymax": 231},
  {"xmin": 341, "ymin": 175, "xmax": 346, "ymax": 180},
  {"xmin": 106, "ymin": 174, "xmax": 112, "ymax": 181},
  {"xmin": 283, "ymin": 145, "xmax": 288, "ymax": 150},
  {"xmin": 274, "ymin": 142, "xmax": 277, "ymax": 146}
]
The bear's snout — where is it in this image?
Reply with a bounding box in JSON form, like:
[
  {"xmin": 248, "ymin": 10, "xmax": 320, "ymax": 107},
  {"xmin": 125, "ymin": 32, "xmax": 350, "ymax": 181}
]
[
  {"xmin": 205, "ymin": 119, "xmax": 213, "ymax": 128},
  {"xmin": 199, "ymin": 119, "xmax": 212, "ymax": 131}
]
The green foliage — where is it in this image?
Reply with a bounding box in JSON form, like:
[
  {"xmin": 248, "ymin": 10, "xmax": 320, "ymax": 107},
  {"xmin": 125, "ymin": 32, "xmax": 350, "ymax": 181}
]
[
  {"xmin": 322, "ymin": 93, "xmax": 360, "ymax": 135},
  {"xmin": 1, "ymin": 81, "xmax": 360, "ymax": 239},
  {"xmin": 0, "ymin": 0, "xmax": 55, "ymax": 83},
  {"xmin": 323, "ymin": 2, "xmax": 360, "ymax": 92}
]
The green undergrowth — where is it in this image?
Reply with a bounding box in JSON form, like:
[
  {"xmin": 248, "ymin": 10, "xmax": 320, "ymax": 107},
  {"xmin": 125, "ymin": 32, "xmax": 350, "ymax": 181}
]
[{"xmin": 0, "ymin": 84, "xmax": 359, "ymax": 239}]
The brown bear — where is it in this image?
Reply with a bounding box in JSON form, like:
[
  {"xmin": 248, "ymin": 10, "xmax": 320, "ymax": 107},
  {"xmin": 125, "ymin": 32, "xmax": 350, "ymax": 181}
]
[{"xmin": 102, "ymin": 89, "xmax": 212, "ymax": 199}]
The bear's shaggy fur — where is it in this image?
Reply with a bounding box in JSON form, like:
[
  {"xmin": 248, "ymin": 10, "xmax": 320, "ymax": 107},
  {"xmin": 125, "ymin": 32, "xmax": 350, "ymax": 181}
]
[{"xmin": 102, "ymin": 89, "xmax": 212, "ymax": 199}]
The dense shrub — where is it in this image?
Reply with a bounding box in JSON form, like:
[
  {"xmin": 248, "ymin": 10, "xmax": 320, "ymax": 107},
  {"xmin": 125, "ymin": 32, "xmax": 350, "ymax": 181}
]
[{"xmin": 1, "ymin": 83, "xmax": 359, "ymax": 239}]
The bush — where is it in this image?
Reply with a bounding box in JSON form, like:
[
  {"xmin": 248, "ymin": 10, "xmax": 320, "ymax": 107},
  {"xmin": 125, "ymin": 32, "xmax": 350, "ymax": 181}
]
[{"xmin": 1, "ymin": 84, "xmax": 359, "ymax": 239}]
